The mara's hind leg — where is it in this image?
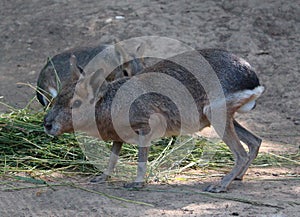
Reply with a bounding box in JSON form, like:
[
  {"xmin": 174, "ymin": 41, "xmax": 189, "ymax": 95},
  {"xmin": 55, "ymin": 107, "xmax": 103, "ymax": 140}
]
[
  {"xmin": 233, "ymin": 119, "xmax": 262, "ymax": 180},
  {"xmin": 204, "ymin": 118, "xmax": 249, "ymax": 193}
]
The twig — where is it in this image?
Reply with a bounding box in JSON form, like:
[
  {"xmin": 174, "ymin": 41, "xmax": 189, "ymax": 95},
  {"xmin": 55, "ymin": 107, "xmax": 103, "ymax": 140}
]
[
  {"xmin": 142, "ymin": 188, "xmax": 284, "ymax": 209},
  {"xmin": 1, "ymin": 179, "xmax": 154, "ymax": 207},
  {"xmin": 248, "ymin": 177, "xmax": 300, "ymax": 182},
  {"xmin": 267, "ymin": 153, "xmax": 300, "ymax": 165},
  {"xmin": 2, "ymin": 183, "xmax": 68, "ymax": 191},
  {"xmin": 69, "ymin": 183, "xmax": 154, "ymax": 207}
]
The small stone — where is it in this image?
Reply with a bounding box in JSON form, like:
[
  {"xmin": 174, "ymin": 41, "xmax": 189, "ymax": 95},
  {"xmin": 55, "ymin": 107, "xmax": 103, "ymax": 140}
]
[
  {"xmin": 105, "ymin": 18, "xmax": 113, "ymax": 23},
  {"xmin": 115, "ymin": 15, "xmax": 125, "ymax": 20},
  {"xmin": 26, "ymin": 39, "xmax": 33, "ymax": 44},
  {"xmin": 29, "ymin": 71, "xmax": 36, "ymax": 75}
]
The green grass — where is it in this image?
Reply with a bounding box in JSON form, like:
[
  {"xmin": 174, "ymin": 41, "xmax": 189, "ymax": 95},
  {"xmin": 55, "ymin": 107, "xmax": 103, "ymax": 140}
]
[
  {"xmin": 0, "ymin": 101, "xmax": 299, "ymax": 181},
  {"xmin": 0, "ymin": 108, "xmax": 93, "ymax": 174}
]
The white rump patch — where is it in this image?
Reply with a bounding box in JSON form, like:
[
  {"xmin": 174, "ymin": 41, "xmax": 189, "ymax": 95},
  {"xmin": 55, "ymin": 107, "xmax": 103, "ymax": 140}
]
[
  {"xmin": 48, "ymin": 87, "xmax": 58, "ymax": 98},
  {"xmin": 203, "ymin": 86, "xmax": 265, "ymax": 116},
  {"xmin": 237, "ymin": 100, "xmax": 256, "ymax": 113},
  {"xmin": 235, "ymin": 86, "xmax": 265, "ymax": 113}
]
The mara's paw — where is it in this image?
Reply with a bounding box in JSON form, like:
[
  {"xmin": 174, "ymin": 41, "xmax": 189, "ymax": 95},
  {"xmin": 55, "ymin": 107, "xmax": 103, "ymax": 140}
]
[
  {"xmin": 203, "ymin": 184, "xmax": 227, "ymax": 193},
  {"xmin": 124, "ymin": 181, "xmax": 145, "ymax": 189},
  {"xmin": 234, "ymin": 176, "xmax": 243, "ymax": 181}
]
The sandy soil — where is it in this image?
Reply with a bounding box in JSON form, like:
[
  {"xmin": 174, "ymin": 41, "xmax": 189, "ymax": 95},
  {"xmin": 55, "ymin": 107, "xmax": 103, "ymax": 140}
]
[{"xmin": 0, "ymin": 0, "xmax": 299, "ymax": 216}]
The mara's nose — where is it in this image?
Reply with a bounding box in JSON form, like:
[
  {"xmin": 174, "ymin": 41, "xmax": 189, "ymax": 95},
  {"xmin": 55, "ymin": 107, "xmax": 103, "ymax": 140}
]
[{"xmin": 43, "ymin": 118, "xmax": 52, "ymax": 131}]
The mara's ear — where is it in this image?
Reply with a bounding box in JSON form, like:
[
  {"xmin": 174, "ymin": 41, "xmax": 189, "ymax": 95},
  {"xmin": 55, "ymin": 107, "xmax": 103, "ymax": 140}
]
[
  {"xmin": 89, "ymin": 68, "xmax": 108, "ymax": 100},
  {"xmin": 47, "ymin": 57, "xmax": 55, "ymax": 71},
  {"xmin": 136, "ymin": 42, "xmax": 146, "ymax": 60},
  {"xmin": 114, "ymin": 43, "xmax": 129, "ymax": 64},
  {"xmin": 70, "ymin": 55, "xmax": 84, "ymax": 81}
]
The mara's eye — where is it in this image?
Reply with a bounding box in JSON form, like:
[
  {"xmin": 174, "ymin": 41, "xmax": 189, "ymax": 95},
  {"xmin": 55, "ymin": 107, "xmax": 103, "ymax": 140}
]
[
  {"xmin": 71, "ymin": 99, "xmax": 82, "ymax": 109},
  {"xmin": 122, "ymin": 69, "xmax": 129, "ymax": 76}
]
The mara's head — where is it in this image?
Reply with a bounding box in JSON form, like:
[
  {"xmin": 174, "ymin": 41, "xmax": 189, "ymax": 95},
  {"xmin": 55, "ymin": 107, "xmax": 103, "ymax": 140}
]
[
  {"xmin": 44, "ymin": 55, "xmax": 108, "ymax": 136},
  {"xmin": 37, "ymin": 41, "xmax": 145, "ymax": 107},
  {"xmin": 110, "ymin": 41, "xmax": 146, "ymax": 79}
]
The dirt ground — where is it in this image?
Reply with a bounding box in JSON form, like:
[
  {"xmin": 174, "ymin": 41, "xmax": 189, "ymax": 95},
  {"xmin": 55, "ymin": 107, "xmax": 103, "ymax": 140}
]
[{"xmin": 0, "ymin": 0, "xmax": 299, "ymax": 216}]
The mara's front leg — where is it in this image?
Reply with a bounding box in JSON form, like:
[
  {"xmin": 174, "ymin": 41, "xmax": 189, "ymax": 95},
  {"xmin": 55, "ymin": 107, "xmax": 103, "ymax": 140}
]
[
  {"xmin": 123, "ymin": 113, "xmax": 166, "ymax": 189},
  {"xmin": 90, "ymin": 141, "xmax": 123, "ymax": 183},
  {"xmin": 124, "ymin": 146, "xmax": 150, "ymax": 189}
]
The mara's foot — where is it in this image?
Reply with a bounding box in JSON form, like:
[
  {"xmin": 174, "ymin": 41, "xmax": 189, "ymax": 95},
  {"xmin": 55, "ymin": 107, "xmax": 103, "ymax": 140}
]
[
  {"xmin": 203, "ymin": 184, "xmax": 227, "ymax": 193},
  {"xmin": 90, "ymin": 174, "xmax": 110, "ymax": 183},
  {"xmin": 124, "ymin": 181, "xmax": 145, "ymax": 189}
]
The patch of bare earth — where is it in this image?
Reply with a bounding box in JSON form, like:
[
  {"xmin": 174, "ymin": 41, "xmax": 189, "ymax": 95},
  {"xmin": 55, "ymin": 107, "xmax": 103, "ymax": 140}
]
[{"xmin": 0, "ymin": 0, "xmax": 299, "ymax": 216}]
